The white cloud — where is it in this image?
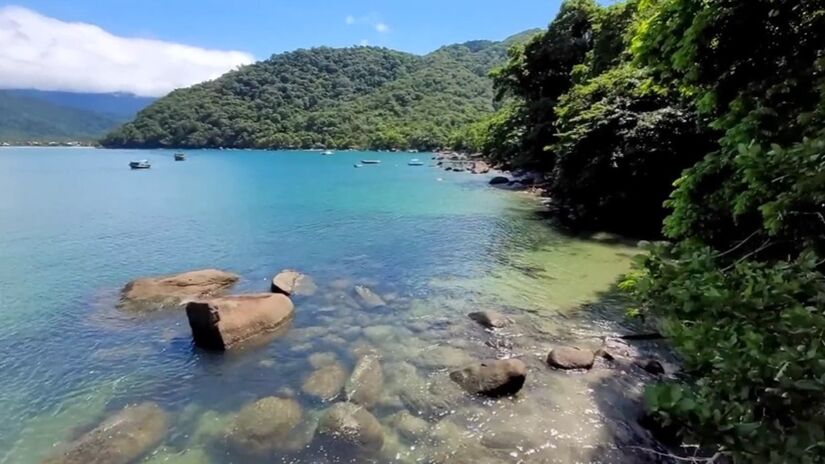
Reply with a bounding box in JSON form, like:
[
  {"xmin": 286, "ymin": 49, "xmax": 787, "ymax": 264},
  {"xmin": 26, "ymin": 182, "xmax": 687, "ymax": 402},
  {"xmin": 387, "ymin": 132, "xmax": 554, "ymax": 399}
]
[
  {"xmin": 345, "ymin": 13, "xmax": 390, "ymax": 34},
  {"xmin": 0, "ymin": 6, "xmax": 255, "ymax": 97}
]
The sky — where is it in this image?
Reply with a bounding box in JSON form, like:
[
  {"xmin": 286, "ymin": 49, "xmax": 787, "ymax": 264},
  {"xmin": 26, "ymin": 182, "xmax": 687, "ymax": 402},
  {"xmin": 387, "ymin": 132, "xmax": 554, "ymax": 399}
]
[{"xmin": 0, "ymin": 0, "xmax": 567, "ymax": 97}]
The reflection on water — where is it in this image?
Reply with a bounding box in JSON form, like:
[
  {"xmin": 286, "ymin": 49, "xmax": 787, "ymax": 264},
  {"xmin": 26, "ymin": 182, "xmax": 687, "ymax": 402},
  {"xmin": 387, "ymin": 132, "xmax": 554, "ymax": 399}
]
[{"xmin": 0, "ymin": 149, "xmax": 663, "ymax": 463}]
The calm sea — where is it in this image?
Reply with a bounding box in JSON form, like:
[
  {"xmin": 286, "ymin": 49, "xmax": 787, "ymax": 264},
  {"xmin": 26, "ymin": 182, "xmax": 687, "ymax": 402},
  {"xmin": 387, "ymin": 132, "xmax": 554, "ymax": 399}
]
[{"xmin": 0, "ymin": 148, "xmax": 647, "ymax": 463}]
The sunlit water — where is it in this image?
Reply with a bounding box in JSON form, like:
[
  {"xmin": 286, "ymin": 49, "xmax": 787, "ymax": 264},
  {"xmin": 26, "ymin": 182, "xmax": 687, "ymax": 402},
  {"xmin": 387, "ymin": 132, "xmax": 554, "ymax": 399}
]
[{"xmin": 0, "ymin": 148, "xmax": 666, "ymax": 464}]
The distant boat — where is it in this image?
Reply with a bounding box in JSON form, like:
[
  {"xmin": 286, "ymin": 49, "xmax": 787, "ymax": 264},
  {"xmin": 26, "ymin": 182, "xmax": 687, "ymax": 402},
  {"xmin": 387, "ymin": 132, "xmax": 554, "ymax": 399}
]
[
  {"xmin": 321, "ymin": 150, "xmax": 334, "ymax": 156},
  {"xmin": 354, "ymin": 163, "xmax": 363, "ymax": 168},
  {"xmin": 129, "ymin": 160, "xmax": 150, "ymax": 169},
  {"xmin": 361, "ymin": 160, "xmax": 381, "ymax": 164},
  {"xmin": 408, "ymin": 158, "xmax": 424, "ymax": 166},
  {"xmin": 174, "ymin": 152, "xmax": 186, "ymax": 161}
]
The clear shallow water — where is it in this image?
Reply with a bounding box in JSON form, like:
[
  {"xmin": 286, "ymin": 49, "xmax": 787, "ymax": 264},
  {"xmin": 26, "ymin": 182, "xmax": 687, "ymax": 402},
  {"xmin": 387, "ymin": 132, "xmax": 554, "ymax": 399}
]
[{"xmin": 0, "ymin": 148, "xmax": 660, "ymax": 463}]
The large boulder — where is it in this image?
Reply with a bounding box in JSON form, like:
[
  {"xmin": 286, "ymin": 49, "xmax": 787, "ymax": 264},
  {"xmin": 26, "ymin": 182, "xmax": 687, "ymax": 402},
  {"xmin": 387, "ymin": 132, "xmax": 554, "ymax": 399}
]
[
  {"xmin": 470, "ymin": 161, "xmax": 490, "ymax": 175},
  {"xmin": 302, "ymin": 362, "xmax": 348, "ymax": 400},
  {"xmin": 345, "ymin": 354, "xmax": 384, "ymax": 408},
  {"xmin": 468, "ymin": 311, "xmax": 510, "ymax": 329},
  {"xmin": 43, "ymin": 402, "xmax": 168, "ymax": 464},
  {"xmin": 226, "ymin": 397, "xmax": 302, "ymax": 454},
  {"xmin": 386, "ymin": 410, "xmax": 429, "ymax": 441},
  {"xmin": 270, "ymin": 270, "xmax": 316, "ymax": 296},
  {"xmin": 119, "ymin": 269, "xmax": 238, "ymax": 310},
  {"xmin": 489, "ymin": 176, "xmax": 509, "ymax": 185},
  {"xmin": 353, "ymin": 285, "xmax": 386, "ymax": 309},
  {"xmin": 185, "ymin": 294, "xmax": 294, "ymax": 350},
  {"xmin": 315, "ymin": 402, "xmax": 384, "ymax": 452},
  {"xmin": 449, "ymin": 359, "xmax": 527, "ymax": 397},
  {"xmin": 546, "ymin": 346, "xmax": 596, "ymax": 370}
]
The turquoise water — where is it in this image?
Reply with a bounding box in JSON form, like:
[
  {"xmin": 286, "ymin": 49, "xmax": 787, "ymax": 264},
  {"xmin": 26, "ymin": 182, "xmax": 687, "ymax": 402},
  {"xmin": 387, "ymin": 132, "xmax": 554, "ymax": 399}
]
[{"xmin": 0, "ymin": 148, "xmax": 653, "ymax": 463}]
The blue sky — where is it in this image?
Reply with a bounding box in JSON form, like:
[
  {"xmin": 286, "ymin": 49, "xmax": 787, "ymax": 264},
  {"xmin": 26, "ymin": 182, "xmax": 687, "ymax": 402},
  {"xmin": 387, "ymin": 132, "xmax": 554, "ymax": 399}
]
[
  {"xmin": 0, "ymin": 1, "xmax": 572, "ymax": 96},
  {"xmin": 3, "ymin": 0, "xmax": 565, "ymax": 57}
]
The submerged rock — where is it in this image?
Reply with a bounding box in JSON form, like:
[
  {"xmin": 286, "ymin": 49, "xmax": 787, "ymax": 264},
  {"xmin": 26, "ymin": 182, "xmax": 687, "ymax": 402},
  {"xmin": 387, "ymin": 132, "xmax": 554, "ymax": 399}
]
[
  {"xmin": 353, "ymin": 285, "xmax": 386, "ymax": 309},
  {"xmin": 468, "ymin": 311, "xmax": 510, "ymax": 329},
  {"xmin": 449, "ymin": 359, "xmax": 527, "ymax": 397},
  {"xmin": 345, "ymin": 354, "xmax": 384, "ymax": 408},
  {"xmin": 119, "ymin": 269, "xmax": 238, "ymax": 310},
  {"xmin": 226, "ymin": 397, "xmax": 302, "ymax": 454},
  {"xmin": 302, "ymin": 362, "xmax": 348, "ymax": 401},
  {"xmin": 386, "ymin": 410, "xmax": 429, "ymax": 441},
  {"xmin": 315, "ymin": 402, "xmax": 384, "ymax": 452},
  {"xmin": 186, "ymin": 293, "xmax": 294, "ymax": 350},
  {"xmin": 43, "ymin": 402, "xmax": 168, "ymax": 464},
  {"xmin": 489, "ymin": 176, "xmax": 509, "ymax": 185},
  {"xmin": 546, "ymin": 346, "xmax": 596, "ymax": 370},
  {"xmin": 270, "ymin": 269, "xmax": 317, "ymax": 296}
]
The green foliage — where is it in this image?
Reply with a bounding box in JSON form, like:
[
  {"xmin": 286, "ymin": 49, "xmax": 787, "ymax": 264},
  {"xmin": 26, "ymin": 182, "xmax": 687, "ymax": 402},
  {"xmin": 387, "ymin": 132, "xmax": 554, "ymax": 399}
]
[
  {"xmin": 620, "ymin": 0, "xmax": 825, "ymax": 461},
  {"xmin": 0, "ymin": 90, "xmax": 120, "ymax": 142},
  {"xmin": 101, "ymin": 32, "xmax": 540, "ymax": 150}
]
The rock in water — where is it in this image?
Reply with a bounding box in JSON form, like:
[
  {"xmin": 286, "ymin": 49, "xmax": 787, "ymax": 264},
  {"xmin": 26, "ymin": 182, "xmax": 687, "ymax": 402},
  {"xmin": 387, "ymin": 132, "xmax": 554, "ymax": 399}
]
[
  {"xmin": 119, "ymin": 269, "xmax": 239, "ymax": 310},
  {"xmin": 43, "ymin": 402, "xmax": 168, "ymax": 464},
  {"xmin": 386, "ymin": 410, "xmax": 429, "ymax": 441},
  {"xmin": 186, "ymin": 294, "xmax": 294, "ymax": 350},
  {"xmin": 468, "ymin": 311, "xmax": 510, "ymax": 329},
  {"xmin": 226, "ymin": 397, "xmax": 302, "ymax": 454},
  {"xmin": 271, "ymin": 270, "xmax": 317, "ymax": 296},
  {"xmin": 345, "ymin": 354, "xmax": 383, "ymax": 408},
  {"xmin": 546, "ymin": 346, "xmax": 596, "ymax": 370},
  {"xmin": 449, "ymin": 359, "xmax": 527, "ymax": 397},
  {"xmin": 489, "ymin": 176, "xmax": 509, "ymax": 185},
  {"xmin": 302, "ymin": 362, "xmax": 348, "ymax": 400},
  {"xmin": 315, "ymin": 402, "xmax": 384, "ymax": 452},
  {"xmin": 353, "ymin": 285, "xmax": 386, "ymax": 309}
]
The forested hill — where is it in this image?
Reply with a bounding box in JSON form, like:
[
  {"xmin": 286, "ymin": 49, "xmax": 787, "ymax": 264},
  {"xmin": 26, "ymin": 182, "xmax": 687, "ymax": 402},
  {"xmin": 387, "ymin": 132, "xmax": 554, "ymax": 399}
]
[{"xmin": 100, "ymin": 31, "xmax": 539, "ymax": 149}]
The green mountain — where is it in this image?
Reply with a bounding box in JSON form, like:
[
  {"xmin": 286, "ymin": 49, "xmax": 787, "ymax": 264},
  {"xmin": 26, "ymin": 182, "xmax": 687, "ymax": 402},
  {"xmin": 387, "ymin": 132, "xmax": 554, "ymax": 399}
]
[
  {"xmin": 101, "ymin": 31, "xmax": 540, "ymax": 149},
  {"xmin": 0, "ymin": 91, "xmax": 122, "ymax": 142}
]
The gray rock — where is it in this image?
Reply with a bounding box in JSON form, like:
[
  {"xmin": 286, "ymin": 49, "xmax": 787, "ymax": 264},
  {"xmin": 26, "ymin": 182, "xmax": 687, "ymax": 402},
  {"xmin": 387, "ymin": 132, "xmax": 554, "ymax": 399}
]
[
  {"xmin": 302, "ymin": 362, "xmax": 348, "ymax": 400},
  {"xmin": 186, "ymin": 293, "xmax": 294, "ymax": 350},
  {"xmin": 468, "ymin": 311, "xmax": 510, "ymax": 329},
  {"xmin": 353, "ymin": 285, "xmax": 386, "ymax": 309},
  {"xmin": 226, "ymin": 397, "xmax": 302, "ymax": 454},
  {"xmin": 449, "ymin": 359, "xmax": 527, "ymax": 397},
  {"xmin": 546, "ymin": 346, "xmax": 596, "ymax": 370},
  {"xmin": 271, "ymin": 270, "xmax": 317, "ymax": 296},
  {"xmin": 489, "ymin": 176, "xmax": 509, "ymax": 185},
  {"xmin": 43, "ymin": 402, "xmax": 168, "ymax": 464},
  {"xmin": 345, "ymin": 354, "xmax": 383, "ymax": 408},
  {"xmin": 315, "ymin": 402, "xmax": 384, "ymax": 452},
  {"xmin": 386, "ymin": 410, "xmax": 430, "ymax": 441}
]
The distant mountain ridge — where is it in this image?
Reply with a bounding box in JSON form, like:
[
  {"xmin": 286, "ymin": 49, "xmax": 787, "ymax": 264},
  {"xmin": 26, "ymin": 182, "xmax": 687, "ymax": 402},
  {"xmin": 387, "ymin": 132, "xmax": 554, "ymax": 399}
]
[
  {"xmin": 102, "ymin": 30, "xmax": 541, "ymax": 149},
  {"xmin": 0, "ymin": 89, "xmax": 155, "ymax": 142}
]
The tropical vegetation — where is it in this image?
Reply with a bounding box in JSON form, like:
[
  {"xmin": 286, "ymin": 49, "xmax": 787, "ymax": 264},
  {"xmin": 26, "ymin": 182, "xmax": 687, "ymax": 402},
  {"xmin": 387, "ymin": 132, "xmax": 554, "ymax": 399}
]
[{"xmin": 468, "ymin": 0, "xmax": 824, "ymax": 462}]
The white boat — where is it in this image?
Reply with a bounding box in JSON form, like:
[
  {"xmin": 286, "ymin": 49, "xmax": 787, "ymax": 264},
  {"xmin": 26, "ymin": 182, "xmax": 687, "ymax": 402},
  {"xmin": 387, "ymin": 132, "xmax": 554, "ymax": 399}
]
[
  {"xmin": 353, "ymin": 163, "xmax": 363, "ymax": 168},
  {"xmin": 321, "ymin": 150, "xmax": 334, "ymax": 156},
  {"xmin": 408, "ymin": 158, "xmax": 424, "ymax": 166},
  {"xmin": 129, "ymin": 160, "xmax": 150, "ymax": 169},
  {"xmin": 361, "ymin": 159, "xmax": 381, "ymax": 164}
]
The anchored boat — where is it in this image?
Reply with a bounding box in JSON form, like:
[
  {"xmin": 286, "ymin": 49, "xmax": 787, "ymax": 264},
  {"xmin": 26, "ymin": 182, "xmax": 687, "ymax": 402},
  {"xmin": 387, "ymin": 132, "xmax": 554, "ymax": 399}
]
[
  {"xmin": 174, "ymin": 152, "xmax": 186, "ymax": 161},
  {"xmin": 321, "ymin": 150, "xmax": 334, "ymax": 156},
  {"xmin": 129, "ymin": 160, "xmax": 151, "ymax": 169},
  {"xmin": 408, "ymin": 158, "xmax": 424, "ymax": 166},
  {"xmin": 360, "ymin": 159, "xmax": 381, "ymax": 164}
]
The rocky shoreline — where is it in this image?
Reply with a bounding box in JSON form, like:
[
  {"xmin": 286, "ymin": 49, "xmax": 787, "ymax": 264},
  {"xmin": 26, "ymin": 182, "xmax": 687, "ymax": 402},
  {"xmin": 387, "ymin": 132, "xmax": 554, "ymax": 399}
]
[{"xmin": 45, "ymin": 254, "xmax": 676, "ymax": 463}]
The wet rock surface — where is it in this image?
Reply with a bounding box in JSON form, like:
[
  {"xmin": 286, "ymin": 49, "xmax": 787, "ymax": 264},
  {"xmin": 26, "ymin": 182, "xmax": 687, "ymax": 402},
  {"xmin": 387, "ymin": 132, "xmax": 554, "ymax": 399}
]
[
  {"xmin": 353, "ymin": 285, "xmax": 386, "ymax": 309},
  {"xmin": 314, "ymin": 402, "xmax": 384, "ymax": 452},
  {"xmin": 302, "ymin": 362, "xmax": 348, "ymax": 400},
  {"xmin": 546, "ymin": 346, "xmax": 596, "ymax": 370},
  {"xmin": 450, "ymin": 358, "xmax": 527, "ymax": 397},
  {"xmin": 43, "ymin": 402, "xmax": 168, "ymax": 464},
  {"xmin": 468, "ymin": 311, "xmax": 510, "ymax": 329},
  {"xmin": 344, "ymin": 353, "xmax": 383, "ymax": 408},
  {"xmin": 119, "ymin": 269, "xmax": 238, "ymax": 310},
  {"xmin": 186, "ymin": 293, "xmax": 294, "ymax": 350},
  {"xmin": 226, "ymin": 397, "xmax": 302, "ymax": 454},
  {"xmin": 271, "ymin": 269, "xmax": 317, "ymax": 296}
]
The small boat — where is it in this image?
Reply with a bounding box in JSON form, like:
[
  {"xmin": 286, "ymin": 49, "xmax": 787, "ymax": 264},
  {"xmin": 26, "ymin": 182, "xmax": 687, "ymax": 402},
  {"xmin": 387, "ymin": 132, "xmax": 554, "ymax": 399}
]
[
  {"xmin": 354, "ymin": 163, "xmax": 363, "ymax": 168},
  {"xmin": 408, "ymin": 158, "xmax": 424, "ymax": 166},
  {"xmin": 129, "ymin": 160, "xmax": 150, "ymax": 169},
  {"xmin": 361, "ymin": 160, "xmax": 381, "ymax": 164},
  {"xmin": 174, "ymin": 152, "xmax": 186, "ymax": 161},
  {"xmin": 321, "ymin": 150, "xmax": 334, "ymax": 156}
]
